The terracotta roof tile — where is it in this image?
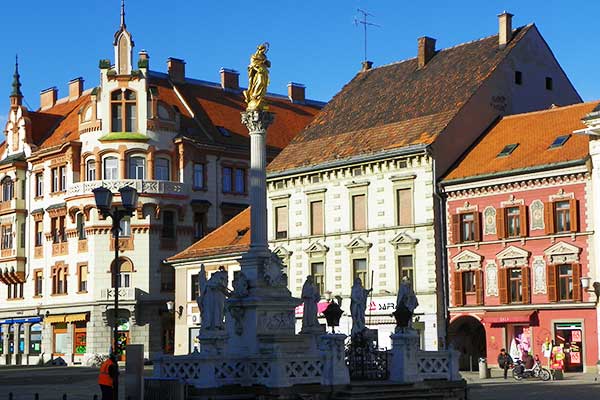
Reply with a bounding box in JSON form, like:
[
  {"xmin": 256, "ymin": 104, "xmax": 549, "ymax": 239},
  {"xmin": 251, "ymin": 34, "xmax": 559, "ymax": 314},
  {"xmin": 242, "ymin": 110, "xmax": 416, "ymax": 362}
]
[
  {"xmin": 443, "ymin": 101, "xmax": 600, "ymax": 182},
  {"xmin": 167, "ymin": 207, "xmax": 251, "ymax": 262},
  {"xmin": 268, "ymin": 25, "xmax": 534, "ymax": 173}
]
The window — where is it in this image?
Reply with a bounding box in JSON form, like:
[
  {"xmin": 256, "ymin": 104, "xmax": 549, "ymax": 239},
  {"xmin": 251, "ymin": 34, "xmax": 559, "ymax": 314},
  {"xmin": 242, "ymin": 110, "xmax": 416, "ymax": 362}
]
[
  {"xmin": 397, "ymin": 188, "xmax": 413, "ymax": 226},
  {"xmin": 275, "ymin": 206, "xmax": 288, "ymax": 239},
  {"xmin": 161, "ymin": 265, "xmax": 175, "ymax": 291},
  {"xmin": 30, "ymin": 324, "xmax": 42, "ymax": 355},
  {"xmin": 509, "ymin": 268, "xmax": 523, "ymax": 303},
  {"xmin": 222, "ymin": 167, "xmax": 232, "ymax": 192},
  {"xmin": 352, "ymin": 194, "xmax": 366, "ymax": 231},
  {"xmin": 60, "ymin": 166, "xmax": 66, "ymax": 191},
  {"xmin": 162, "ymin": 211, "xmax": 176, "ymax": 238},
  {"xmin": 76, "ymin": 212, "xmax": 86, "ymax": 240},
  {"xmin": 119, "ymin": 216, "xmax": 131, "ymax": 237},
  {"xmin": 52, "ymin": 265, "xmax": 68, "ymax": 295},
  {"xmin": 557, "ymin": 264, "xmax": 574, "ymax": 301},
  {"xmin": 191, "ymin": 274, "xmax": 199, "ymax": 301},
  {"xmin": 51, "ymin": 217, "xmax": 66, "ymax": 243},
  {"xmin": 353, "ymin": 258, "xmax": 368, "ymax": 286},
  {"xmin": 506, "ymin": 207, "xmax": 521, "ymax": 237},
  {"xmin": 398, "ymin": 255, "xmax": 414, "ymax": 288},
  {"xmin": 35, "ymin": 221, "xmax": 43, "ymax": 247},
  {"xmin": 193, "ymin": 163, "xmax": 204, "ymax": 189},
  {"xmin": 234, "ymin": 168, "xmax": 245, "ymax": 193},
  {"xmin": 128, "ymin": 156, "xmax": 146, "ymax": 179},
  {"xmin": 111, "ymin": 89, "xmax": 137, "ymax": 132},
  {"xmin": 515, "ymin": 71, "xmax": 522, "ymax": 85},
  {"xmin": 86, "ymin": 159, "xmax": 96, "ymax": 181},
  {"xmin": 20, "ymin": 223, "xmax": 25, "ymax": 248},
  {"xmin": 1, "ymin": 225, "xmax": 12, "ymax": 250},
  {"xmin": 73, "ymin": 321, "xmax": 87, "ymax": 355},
  {"xmin": 51, "ymin": 168, "xmax": 59, "ymax": 192},
  {"xmin": 113, "ymin": 258, "xmax": 133, "ymax": 288},
  {"xmin": 549, "ymin": 135, "xmax": 570, "ymax": 149},
  {"xmin": 7, "ymin": 283, "xmax": 23, "ymax": 299},
  {"xmin": 193, "ymin": 212, "xmax": 206, "ymax": 240},
  {"xmin": 463, "ymin": 271, "xmax": 475, "ymax": 293},
  {"xmin": 545, "ymin": 77, "xmax": 553, "ymax": 91},
  {"xmin": 555, "ymin": 201, "xmax": 571, "ymax": 232},
  {"xmin": 461, "ymin": 213, "xmax": 476, "ymax": 242},
  {"xmin": 311, "ymin": 262, "xmax": 324, "ymax": 295},
  {"xmin": 497, "ymin": 143, "xmax": 518, "ymax": 157},
  {"xmin": 35, "ymin": 173, "xmax": 44, "ymax": 196},
  {"xmin": 34, "ymin": 271, "xmax": 43, "ymax": 296},
  {"xmin": 1, "ymin": 177, "xmax": 13, "ymax": 201},
  {"xmin": 155, "ymin": 158, "xmax": 170, "ymax": 181},
  {"xmin": 103, "ymin": 157, "xmax": 119, "ymax": 180},
  {"xmin": 352, "ymin": 167, "xmax": 363, "ymax": 177},
  {"xmin": 310, "ymin": 200, "xmax": 323, "ymax": 235},
  {"xmin": 118, "ymin": 273, "xmax": 131, "ymax": 288},
  {"xmin": 78, "ymin": 265, "xmax": 88, "ymax": 293}
]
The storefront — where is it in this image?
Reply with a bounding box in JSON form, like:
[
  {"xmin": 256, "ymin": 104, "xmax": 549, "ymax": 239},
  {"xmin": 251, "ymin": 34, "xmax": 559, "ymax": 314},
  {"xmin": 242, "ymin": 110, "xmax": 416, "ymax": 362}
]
[
  {"xmin": 45, "ymin": 313, "xmax": 89, "ymax": 365},
  {"xmin": 0, "ymin": 317, "xmax": 44, "ymax": 365}
]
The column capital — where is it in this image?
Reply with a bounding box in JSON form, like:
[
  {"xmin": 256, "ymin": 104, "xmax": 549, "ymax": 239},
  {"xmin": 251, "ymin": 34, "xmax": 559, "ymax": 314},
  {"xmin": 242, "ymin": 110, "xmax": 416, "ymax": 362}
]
[{"xmin": 241, "ymin": 110, "xmax": 275, "ymax": 135}]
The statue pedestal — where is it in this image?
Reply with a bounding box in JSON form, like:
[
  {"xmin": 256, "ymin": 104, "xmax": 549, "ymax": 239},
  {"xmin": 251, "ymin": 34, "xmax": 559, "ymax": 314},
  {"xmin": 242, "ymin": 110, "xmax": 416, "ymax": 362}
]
[
  {"xmin": 319, "ymin": 334, "xmax": 350, "ymax": 386},
  {"xmin": 198, "ymin": 329, "xmax": 227, "ymax": 355},
  {"xmin": 389, "ymin": 328, "xmax": 420, "ymax": 383}
]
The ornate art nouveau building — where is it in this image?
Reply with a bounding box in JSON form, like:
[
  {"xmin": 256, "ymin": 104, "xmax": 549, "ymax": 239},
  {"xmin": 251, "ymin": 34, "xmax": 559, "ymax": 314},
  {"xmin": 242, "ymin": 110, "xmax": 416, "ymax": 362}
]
[
  {"xmin": 442, "ymin": 102, "xmax": 599, "ymax": 372},
  {"xmin": 0, "ymin": 13, "xmax": 320, "ymax": 365}
]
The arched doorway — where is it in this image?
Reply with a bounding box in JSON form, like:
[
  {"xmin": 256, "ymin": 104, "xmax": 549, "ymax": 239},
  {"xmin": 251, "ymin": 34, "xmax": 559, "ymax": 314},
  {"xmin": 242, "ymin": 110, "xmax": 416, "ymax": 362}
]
[{"xmin": 448, "ymin": 315, "xmax": 486, "ymax": 371}]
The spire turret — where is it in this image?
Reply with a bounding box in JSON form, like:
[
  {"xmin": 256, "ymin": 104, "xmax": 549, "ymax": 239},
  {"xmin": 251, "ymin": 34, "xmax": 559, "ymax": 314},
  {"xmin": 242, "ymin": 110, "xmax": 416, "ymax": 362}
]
[
  {"xmin": 113, "ymin": 0, "xmax": 134, "ymax": 75},
  {"xmin": 10, "ymin": 55, "xmax": 23, "ymax": 107},
  {"xmin": 120, "ymin": 0, "xmax": 126, "ymax": 29}
]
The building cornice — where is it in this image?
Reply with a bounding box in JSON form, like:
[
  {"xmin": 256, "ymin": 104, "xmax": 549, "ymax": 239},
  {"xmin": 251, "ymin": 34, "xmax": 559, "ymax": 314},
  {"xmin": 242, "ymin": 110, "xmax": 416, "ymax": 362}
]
[{"xmin": 450, "ymin": 301, "xmax": 597, "ymax": 313}]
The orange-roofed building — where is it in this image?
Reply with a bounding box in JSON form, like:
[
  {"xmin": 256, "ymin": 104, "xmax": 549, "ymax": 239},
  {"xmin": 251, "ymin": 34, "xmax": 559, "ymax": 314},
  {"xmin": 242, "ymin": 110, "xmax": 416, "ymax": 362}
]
[
  {"xmin": 441, "ymin": 102, "xmax": 599, "ymax": 373},
  {"xmin": 0, "ymin": 6, "xmax": 321, "ymax": 366}
]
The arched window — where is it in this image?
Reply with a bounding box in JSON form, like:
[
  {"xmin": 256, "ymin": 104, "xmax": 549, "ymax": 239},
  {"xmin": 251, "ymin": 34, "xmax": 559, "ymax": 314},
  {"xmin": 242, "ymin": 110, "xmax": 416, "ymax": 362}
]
[
  {"xmin": 155, "ymin": 158, "xmax": 170, "ymax": 181},
  {"xmin": 1, "ymin": 176, "xmax": 14, "ymax": 202},
  {"xmin": 86, "ymin": 159, "xmax": 96, "ymax": 181},
  {"xmin": 76, "ymin": 212, "xmax": 86, "ymax": 240},
  {"xmin": 111, "ymin": 90, "xmax": 137, "ymax": 132},
  {"xmin": 128, "ymin": 156, "xmax": 146, "ymax": 179},
  {"xmin": 112, "ymin": 257, "xmax": 134, "ymax": 288},
  {"xmin": 103, "ymin": 156, "xmax": 119, "ymax": 180}
]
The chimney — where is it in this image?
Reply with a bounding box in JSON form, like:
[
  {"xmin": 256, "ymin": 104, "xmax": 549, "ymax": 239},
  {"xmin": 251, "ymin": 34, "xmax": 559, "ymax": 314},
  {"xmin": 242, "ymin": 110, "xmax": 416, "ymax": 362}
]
[
  {"xmin": 167, "ymin": 58, "xmax": 186, "ymax": 83},
  {"xmin": 498, "ymin": 11, "xmax": 514, "ymax": 49},
  {"xmin": 138, "ymin": 50, "xmax": 149, "ymax": 69},
  {"xmin": 220, "ymin": 68, "xmax": 239, "ymax": 91},
  {"xmin": 287, "ymin": 82, "xmax": 305, "ymax": 103},
  {"xmin": 418, "ymin": 37, "xmax": 436, "ymax": 68},
  {"xmin": 68, "ymin": 77, "xmax": 84, "ymax": 100},
  {"xmin": 361, "ymin": 61, "xmax": 373, "ymax": 72},
  {"xmin": 40, "ymin": 87, "xmax": 58, "ymax": 110}
]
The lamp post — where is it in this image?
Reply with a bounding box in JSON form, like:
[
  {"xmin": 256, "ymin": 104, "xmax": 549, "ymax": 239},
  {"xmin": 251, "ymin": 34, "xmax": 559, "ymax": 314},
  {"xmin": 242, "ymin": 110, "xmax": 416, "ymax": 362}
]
[{"xmin": 93, "ymin": 185, "xmax": 138, "ymax": 400}]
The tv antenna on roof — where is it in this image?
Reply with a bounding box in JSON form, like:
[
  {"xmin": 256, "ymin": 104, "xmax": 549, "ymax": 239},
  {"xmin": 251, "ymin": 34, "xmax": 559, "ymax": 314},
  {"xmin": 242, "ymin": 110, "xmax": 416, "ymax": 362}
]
[{"xmin": 354, "ymin": 8, "xmax": 381, "ymax": 62}]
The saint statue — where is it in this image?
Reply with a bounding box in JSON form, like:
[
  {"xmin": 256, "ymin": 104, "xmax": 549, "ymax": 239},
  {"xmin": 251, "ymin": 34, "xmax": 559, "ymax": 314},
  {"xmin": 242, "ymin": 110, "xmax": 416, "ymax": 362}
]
[
  {"xmin": 350, "ymin": 278, "xmax": 372, "ymax": 337},
  {"xmin": 394, "ymin": 277, "xmax": 419, "ymax": 329},
  {"xmin": 199, "ymin": 267, "xmax": 231, "ymax": 330},
  {"xmin": 301, "ymin": 276, "xmax": 320, "ymax": 331},
  {"xmin": 243, "ymin": 43, "xmax": 271, "ymax": 111}
]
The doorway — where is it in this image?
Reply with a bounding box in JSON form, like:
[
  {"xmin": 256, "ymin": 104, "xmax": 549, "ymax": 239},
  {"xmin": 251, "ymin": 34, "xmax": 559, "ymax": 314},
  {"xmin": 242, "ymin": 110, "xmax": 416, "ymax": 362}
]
[
  {"xmin": 448, "ymin": 316, "xmax": 486, "ymax": 370},
  {"xmin": 554, "ymin": 322, "xmax": 583, "ymax": 372}
]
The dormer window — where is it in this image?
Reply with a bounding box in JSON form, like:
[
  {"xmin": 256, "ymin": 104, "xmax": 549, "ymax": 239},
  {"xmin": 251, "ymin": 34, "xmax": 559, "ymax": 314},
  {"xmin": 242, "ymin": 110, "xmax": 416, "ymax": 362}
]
[{"xmin": 111, "ymin": 90, "xmax": 137, "ymax": 132}]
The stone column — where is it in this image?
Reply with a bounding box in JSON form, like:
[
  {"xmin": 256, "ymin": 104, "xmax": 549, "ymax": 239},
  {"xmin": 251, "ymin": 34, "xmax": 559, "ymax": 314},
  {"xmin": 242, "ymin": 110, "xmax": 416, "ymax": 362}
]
[
  {"xmin": 1, "ymin": 323, "xmax": 9, "ymax": 365},
  {"xmin": 13, "ymin": 323, "xmax": 20, "ymax": 356},
  {"xmin": 22, "ymin": 322, "xmax": 31, "ymax": 365}
]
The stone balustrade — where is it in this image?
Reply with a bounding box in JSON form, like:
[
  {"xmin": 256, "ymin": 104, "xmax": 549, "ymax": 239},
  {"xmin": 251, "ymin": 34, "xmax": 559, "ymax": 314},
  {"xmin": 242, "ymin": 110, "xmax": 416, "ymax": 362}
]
[
  {"xmin": 99, "ymin": 287, "xmax": 136, "ymax": 301},
  {"xmin": 415, "ymin": 350, "xmax": 461, "ymax": 381},
  {"xmin": 66, "ymin": 179, "xmax": 190, "ymax": 197}
]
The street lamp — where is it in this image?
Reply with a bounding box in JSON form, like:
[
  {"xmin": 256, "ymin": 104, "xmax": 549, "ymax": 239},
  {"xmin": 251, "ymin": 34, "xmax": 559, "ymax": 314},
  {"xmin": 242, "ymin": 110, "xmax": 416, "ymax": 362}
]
[{"xmin": 93, "ymin": 185, "xmax": 138, "ymax": 399}]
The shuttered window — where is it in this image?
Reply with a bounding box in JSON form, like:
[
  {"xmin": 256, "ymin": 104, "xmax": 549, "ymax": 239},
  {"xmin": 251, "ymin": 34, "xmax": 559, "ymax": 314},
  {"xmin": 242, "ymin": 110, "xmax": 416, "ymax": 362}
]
[
  {"xmin": 545, "ymin": 199, "xmax": 579, "ymax": 234},
  {"xmin": 475, "ymin": 270, "xmax": 484, "ymax": 305},
  {"xmin": 453, "ymin": 270, "xmax": 463, "ymax": 307},
  {"xmin": 397, "ymin": 188, "xmax": 413, "ymax": 226},
  {"xmin": 352, "ymin": 194, "xmax": 366, "ymax": 231},
  {"xmin": 310, "ymin": 201, "xmax": 323, "ymax": 236},
  {"xmin": 275, "ymin": 206, "xmax": 288, "ymax": 239}
]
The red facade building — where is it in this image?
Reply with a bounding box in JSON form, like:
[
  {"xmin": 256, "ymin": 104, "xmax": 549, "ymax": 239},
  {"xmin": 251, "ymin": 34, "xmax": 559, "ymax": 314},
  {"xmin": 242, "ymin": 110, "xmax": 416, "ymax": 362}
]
[{"xmin": 442, "ymin": 102, "xmax": 599, "ymax": 373}]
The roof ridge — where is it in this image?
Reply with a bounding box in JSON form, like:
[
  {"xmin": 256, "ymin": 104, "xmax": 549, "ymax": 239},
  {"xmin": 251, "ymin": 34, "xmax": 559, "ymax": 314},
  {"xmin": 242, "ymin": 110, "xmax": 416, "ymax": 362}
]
[
  {"xmin": 501, "ymin": 100, "xmax": 600, "ymax": 120},
  {"xmin": 371, "ymin": 24, "xmax": 533, "ymax": 72}
]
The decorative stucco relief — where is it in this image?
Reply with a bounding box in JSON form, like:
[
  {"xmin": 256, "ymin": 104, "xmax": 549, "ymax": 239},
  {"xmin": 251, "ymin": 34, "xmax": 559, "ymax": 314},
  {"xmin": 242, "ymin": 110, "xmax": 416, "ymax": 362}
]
[
  {"xmin": 485, "ymin": 261, "xmax": 498, "ymax": 297},
  {"xmin": 483, "ymin": 206, "xmax": 496, "ymax": 235},
  {"xmin": 532, "ymin": 256, "xmax": 547, "ymax": 294},
  {"xmin": 530, "ymin": 200, "xmax": 544, "ymax": 231}
]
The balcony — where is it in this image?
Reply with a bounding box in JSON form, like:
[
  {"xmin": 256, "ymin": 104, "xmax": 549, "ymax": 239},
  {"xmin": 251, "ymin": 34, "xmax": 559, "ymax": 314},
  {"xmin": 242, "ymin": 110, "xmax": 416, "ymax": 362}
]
[
  {"xmin": 100, "ymin": 287, "xmax": 136, "ymax": 301},
  {"xmin": 66, "ymin": 180, "xmax": 190, "ymax": 198}
]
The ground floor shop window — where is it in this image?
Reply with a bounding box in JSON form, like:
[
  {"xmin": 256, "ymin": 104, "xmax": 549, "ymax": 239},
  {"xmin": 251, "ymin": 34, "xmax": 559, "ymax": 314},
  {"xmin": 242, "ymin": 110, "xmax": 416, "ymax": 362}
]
[
  {"xmin": 116, "ymin": 319, "xmax": 130, "ymax": 361},
  {"xmin": 18, "ymin": 324, "xmax": 25, "ymax": 353},
  {"xmin": 507, "ymin": 325, "xmax": 532, "ymax": 361},
  {"xmin": 555, "ymin": 322, "xmax": 583, "ymax": 372},
  {"xmin": 8, "ymin": 325, "xmax": 14, "ymax": 353},
  {"xmin": 74, "ymin": 322, "xmax": 86, "ymax": 355},
  {"xmin": 189, "ymin": 327, "xmax": 200, "ymax": 353},
  {"xmin": 53, "ymin": 323, "xmax": 69, "ymax": 355},
  {"xmin": 30, "ymin": 323, "xmax": 42, "ymax": 355}
]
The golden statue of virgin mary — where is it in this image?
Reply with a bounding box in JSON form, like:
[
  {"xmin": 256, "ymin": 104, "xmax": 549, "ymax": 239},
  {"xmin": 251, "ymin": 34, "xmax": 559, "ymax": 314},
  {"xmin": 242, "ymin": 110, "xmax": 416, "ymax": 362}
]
[{"xmin": 243, "ymin": 43, "xmax": 271, "ymax": 111}]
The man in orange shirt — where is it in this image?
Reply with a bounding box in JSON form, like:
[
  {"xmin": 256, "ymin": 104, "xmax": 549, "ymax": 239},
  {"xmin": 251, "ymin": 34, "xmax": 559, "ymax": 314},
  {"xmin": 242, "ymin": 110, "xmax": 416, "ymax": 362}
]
[{"xmin": 98, "ymin": 353, "xmax": 118, "ymax": 400}]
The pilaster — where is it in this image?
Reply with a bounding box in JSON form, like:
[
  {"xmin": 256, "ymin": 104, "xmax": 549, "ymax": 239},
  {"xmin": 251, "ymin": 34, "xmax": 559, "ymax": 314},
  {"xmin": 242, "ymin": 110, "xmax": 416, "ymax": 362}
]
[{"xmin": 13, "ymin": 323, "xmax": 21, "ymax": 356}]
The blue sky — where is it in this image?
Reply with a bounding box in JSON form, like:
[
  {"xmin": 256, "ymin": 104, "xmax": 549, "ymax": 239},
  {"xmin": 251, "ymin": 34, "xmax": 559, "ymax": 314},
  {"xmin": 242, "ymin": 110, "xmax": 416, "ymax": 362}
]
[{"xmin": 0, "ymin": 1, "xmax": 599, "ymax": 129}]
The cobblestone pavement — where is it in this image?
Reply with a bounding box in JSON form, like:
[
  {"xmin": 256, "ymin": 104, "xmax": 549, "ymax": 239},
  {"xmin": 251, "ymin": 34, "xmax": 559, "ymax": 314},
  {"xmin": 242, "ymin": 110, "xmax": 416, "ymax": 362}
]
[{"xmin": 463, "ymin": 370, "xmax": 600, "ymax": 400}]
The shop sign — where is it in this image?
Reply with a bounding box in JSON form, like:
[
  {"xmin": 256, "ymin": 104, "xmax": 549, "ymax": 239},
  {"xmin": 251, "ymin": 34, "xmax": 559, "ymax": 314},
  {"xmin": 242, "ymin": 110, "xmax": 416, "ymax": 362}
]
[{"xmin": 368, "ymin": 297, "xmax": 398, "ymax": 315}]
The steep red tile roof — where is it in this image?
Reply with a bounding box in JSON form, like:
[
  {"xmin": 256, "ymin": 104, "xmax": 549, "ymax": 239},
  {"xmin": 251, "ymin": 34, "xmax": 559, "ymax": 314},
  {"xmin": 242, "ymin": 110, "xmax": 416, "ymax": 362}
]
[
  {"xmin": 268, "ymin": 25, "xmax": 534, "ymax": 173},
  {"xmin": 167, "ymin": 207, "xmax": 251, "ymax": 262},
  {"xmin": 443, "ymin": 101, "xmax": 599, "ymax": 182},
  {"xmin": 33, "ymin": 94, "xmax": 90, "ymax": 148}
]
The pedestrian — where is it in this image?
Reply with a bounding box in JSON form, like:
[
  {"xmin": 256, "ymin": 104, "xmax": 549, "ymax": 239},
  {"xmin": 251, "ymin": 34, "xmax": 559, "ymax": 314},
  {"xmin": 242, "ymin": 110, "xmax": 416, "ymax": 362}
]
[
  {"xmin": 98, "ymin": 353, "xmax": 118, "ymax": 400},
  {"xmin": 497, "ymin": 348, "xmax": 513, "ymax": 379}
]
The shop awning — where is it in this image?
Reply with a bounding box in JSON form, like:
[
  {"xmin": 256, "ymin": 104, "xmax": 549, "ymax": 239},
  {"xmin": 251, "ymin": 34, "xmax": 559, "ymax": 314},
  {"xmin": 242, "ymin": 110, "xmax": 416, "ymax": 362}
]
[
  {"xmin": 65, "ymin": 313, "xmax": 88, "ymax": 323},
  {"xmin": 44, "ymin": 315, "xmax": 66, "ymax": 324},
  {"xmin": 484, "ymin": 310, "xmax": 535, "ymax": 324}
]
